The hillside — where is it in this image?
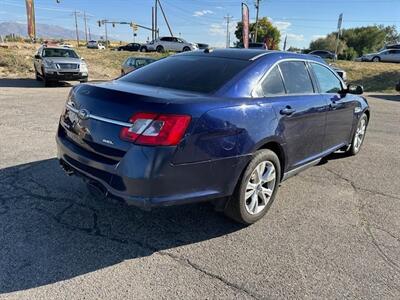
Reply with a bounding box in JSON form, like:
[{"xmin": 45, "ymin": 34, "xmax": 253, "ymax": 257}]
[{"xmin": 0, "ymin": 21, "xmax": 102, "ymax": 41}]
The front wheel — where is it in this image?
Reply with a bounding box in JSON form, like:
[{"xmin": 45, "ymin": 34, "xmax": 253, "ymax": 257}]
[
  {"xmin": 224, "ymin": 149, "xmax": 281, "ymax": 224},
  {"xmin": 35, "ymin": 70, "xmax": 42, "ymax": 81},
  {"xmin": 140, "ymin": 46, "xmax": 147, "ymax": 52},
  {"xmin": 347, "ymin": 113, "xmax": 368, "ymax": 156},
  {"xmin": 156, "ymin": 45, "xmax": 164, "ymax": 53},
  {"xmin": 182, "ymin": 46, "xmax": 190, "ymax": 52},
  {"xmin": 372, "ymin": 56, "xmax": 380, "ymax": 62}
]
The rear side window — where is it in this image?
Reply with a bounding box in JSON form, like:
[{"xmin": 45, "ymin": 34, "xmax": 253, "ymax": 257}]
[
  {"xmin": 310, "ymin": 63, "xmax": 342, "ymax": 93},
  {"xmin": 120, "ymin": 56, "xmax": 250, "ymax": 93},
  {"xmin": 260, "ymin": 66, "xmax": 286, "ymax": 96},
  {"xmin": 279, "ymin": 61, "xmax": 314, "ymax": 94}
]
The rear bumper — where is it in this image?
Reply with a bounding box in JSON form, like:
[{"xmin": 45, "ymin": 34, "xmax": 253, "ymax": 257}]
[{"xmin": 56, "ymin": 128, "xmax": 250, "ymax": 209}]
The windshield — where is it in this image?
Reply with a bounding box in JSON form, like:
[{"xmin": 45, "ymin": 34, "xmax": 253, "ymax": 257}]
[
  {"xmin": 42, "ymin": 48, "xmax": 79, "ymax": 58},
  {"xmin": 120, "ymin": 55, "xmax": 251, "ymax": 93}
]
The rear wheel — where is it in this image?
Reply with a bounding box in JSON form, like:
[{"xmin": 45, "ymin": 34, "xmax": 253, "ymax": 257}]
[
  {"xmin": 347, "ymin": 113, "xmax": 368, "ymax": 156},
  {"xmin": 224, "ymin": 149, "xmax": 281, "ymax": 224},
  {"xmin": 140, "ymin": 46, "xmax": 147, "ymax": 52}
]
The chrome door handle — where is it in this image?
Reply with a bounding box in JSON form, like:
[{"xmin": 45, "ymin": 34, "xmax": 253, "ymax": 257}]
[{"xmin": 280, "ymin": 106, "xmax": 296, "ymax": 115}]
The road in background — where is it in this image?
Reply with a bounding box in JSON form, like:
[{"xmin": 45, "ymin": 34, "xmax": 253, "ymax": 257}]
[{"xmin": 0, "ymin": 80, "xmax": 399, "ymax": 299}]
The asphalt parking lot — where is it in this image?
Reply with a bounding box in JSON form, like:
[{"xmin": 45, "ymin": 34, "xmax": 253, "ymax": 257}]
[{"xmin": 0, "ymin": 79, "xmax": 399, "ymax": 299}]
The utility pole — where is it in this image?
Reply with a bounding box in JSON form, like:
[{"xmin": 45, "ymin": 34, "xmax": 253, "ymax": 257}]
[
  {"xmin": 88, "ymin": 26, "xmax": 91, "ymax": 40},
  {"xmin": 157, "ymin": 0, "xmax": 173, "ymax": 37},
  {"xmin": 254, "ymin": 0, "xmax": 260, "ymax": 43},
  {"xmin": 73, "ymin": 10, "xmax": 80, "ymax": 47},
  {"xmin": 224, "ymin": 14, "xmax": 233, "ymax": 48},
  {"xmin": 154, "ymin": 0, "xmax": 158, "ymax": 38},
  {"xmin": 83, "ymin": 11, "xmax": 88, "ymax": 44},
  {"xmin": 152, "ymin": 6, "xmax": 154, "ymax": 40},
  {"xmin": 104, "ymin": 21, "xmax": 108, "ymax": 48}
]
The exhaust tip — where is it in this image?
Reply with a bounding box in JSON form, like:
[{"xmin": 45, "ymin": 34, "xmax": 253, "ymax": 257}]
[
  {"xmin": 86, "ymin": 180, "xmax": 108, "ymax": 199},
  {"xmin": 60, "ymin": 160, "xmax": 74, "ymax": 176}
]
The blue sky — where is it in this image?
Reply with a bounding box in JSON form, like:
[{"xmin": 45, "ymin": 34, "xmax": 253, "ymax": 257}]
[{"xmin": 1, "ymin": 0, "xmax": 399, "ymax": 48}]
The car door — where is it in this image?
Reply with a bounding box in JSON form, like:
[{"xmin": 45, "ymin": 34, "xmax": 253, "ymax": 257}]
[
  {"xmin": 159, "ymin": 37, "xmax": 171, "ymax": 51},
  {"xmin": 169, "ymin": 37, "xmax": 179, "ymax": 51},
  {"xmin": 380, "ymin": 50, "xmax": 392, "ymax": 62},
  {"xmin": 256, "ymin": 61, "xmax": 328, "ymax": 170},
  {"xmin": 309, "ymin": 62, "xmax": 356, "ymax": 151},
  {"xmin": 392, "ymin": 50, "xmax": 400, "ymax": 62}
]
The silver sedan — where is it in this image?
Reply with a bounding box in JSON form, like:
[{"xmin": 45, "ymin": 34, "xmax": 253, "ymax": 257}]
[{"xmin": 359, "ymin": 49, "xmax": 400, "ymax": 63}]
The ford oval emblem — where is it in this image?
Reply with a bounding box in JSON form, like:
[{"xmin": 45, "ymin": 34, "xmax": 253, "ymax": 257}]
[{"xmin": 77, "ymin": 109, "xmax": 90, "ymax": 120}]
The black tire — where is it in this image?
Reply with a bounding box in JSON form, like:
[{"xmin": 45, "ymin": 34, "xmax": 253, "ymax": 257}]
[
  {"xmin": 347, "ymin": 113, "xmax": 368, "ymax": 156},
  {"xmin": 182, "ymin": 46, "xmax": 190, "ymax": 52},
  {"xmin": 156, "ymin": 45, "xmax": 164, "ymax": 53},
  {"xmin": 35, "ymin": 70, "xmax": 42, "ymax": 81},
  {"xmin": 224, "ymin": 149, "xmax": 281, "ymax": 224},
  {"xmin": 140, "ymin": 46, "xmax": 147, "ymax": 52},
  {"xmin": 372, "ymin": 56, "xmax": 380, "ymax": 62},
  {"xmin": 44, "ymin": 77, "xmax": 52, "ymax": 87}
]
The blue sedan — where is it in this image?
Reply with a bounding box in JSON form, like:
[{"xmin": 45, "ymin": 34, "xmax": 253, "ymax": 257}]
[{"xmin": 56, "ymin": 49, "xmax": 370, "ymax": 224}]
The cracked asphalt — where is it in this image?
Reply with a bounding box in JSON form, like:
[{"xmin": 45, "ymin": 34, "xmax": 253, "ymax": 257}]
[{"xmin": 0, "ymin": 79, "xmax": 399, "ymax": 299}]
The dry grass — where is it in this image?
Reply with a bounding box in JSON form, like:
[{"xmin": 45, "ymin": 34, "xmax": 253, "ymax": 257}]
[
  {"xmin": 335, "ymin": 61, "xmax": 400, "ymax": 93},
  {"xmin": 0, "ymin": 42, "xmax": 163, "ymax": 79},
  {"xmin": 1, "ymin": 42, "xmax": 399, "ymax": 92}
]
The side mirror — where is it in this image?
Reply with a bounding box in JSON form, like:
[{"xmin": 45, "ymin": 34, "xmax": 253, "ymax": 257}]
[
  {"xmin": 347, "ymin": 84, "xmax": 364, "ymax": 95},
  {"xmin": 80, "ymin": 57, "xmax": 85, "ymax": 60},
  {"xmin": 34, "ymin": 54, "xmax": 41, "ymax": 59}
]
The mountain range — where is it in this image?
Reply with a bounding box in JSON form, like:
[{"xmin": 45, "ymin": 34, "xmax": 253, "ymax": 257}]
[{"xmin": 0, "ymin": 21, "xmax": 102, "ymax": 41}]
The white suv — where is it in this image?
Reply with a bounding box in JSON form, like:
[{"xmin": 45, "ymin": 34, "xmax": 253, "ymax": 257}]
[{"xmin": 141, "ymin": 36, "xmax": 198, "ymax": 53}]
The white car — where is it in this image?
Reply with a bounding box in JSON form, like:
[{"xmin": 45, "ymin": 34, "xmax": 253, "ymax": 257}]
[
  {"xmin": 140, "ymin": 36, "xmax": 198, "ymax": 53},
  {"xmin": 59, "ymin": 43, "xmax": 74, "ymax": 48},
  {"xmin": 87, "ymin": 40, "xmax": 105, "ymax": 50}
]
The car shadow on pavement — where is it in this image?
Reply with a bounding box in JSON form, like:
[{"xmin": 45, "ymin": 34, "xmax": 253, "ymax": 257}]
[
  {"xmin": 0, "ymin": 78, "xmax": 73, "ymax": 88},
  {"xmin": 368, "ymin": 94, "xmax": 400, "ymax": 102},
  {"xmin": 0, "ymin": 158, "xmax": 243, "ymax": 293}
]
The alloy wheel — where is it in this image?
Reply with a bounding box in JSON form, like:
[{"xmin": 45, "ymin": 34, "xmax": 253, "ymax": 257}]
[
  {"xmin": 244, "ymin": 161, "xmax": 276, "ymax": 215},
  {"xmin": 354, "ymin": 117, "xmax": 367, "ymax": 152}
]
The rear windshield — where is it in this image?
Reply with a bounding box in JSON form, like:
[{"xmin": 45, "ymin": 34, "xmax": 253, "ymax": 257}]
[
  {"xmin": 119, "ymin": 55, "xmax": 251, "ymax": 93},
  {"xmin": 42, "ymin": 48, "xmax": 79, "ymax": 58}
]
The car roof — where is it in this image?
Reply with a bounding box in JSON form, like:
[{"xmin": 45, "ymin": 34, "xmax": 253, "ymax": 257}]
[
  {"xmin": 177, "ymin": 48, "xmax": 323, "ymax": 62},
  {"xmin": 41, "ymin": 46, "xmax": 76, "ymax": 50},
  {"xmin": 178, "ymin": 48, "xmax": 271, "ymax": 60}
]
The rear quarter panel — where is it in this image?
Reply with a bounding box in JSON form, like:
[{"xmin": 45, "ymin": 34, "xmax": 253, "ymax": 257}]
[{"xmin": 172, "ymin": 99, "xmax": 281, "ymax": 164}]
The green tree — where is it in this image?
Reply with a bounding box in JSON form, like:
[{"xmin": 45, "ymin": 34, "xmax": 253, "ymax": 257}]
[
  {"xmin": 309, "ymin": 34, "xmax": 347, "ymax": 54},
  {"xmin": 384, "ymin": 25, "xmax": 400, "ymax": 45},
  {"xmin": 342, "ymin": 26, "xmax": 387, "ymax": 55},
  {"xmin": 235, "ymin": 17, "xmax": 281, "ymax": 50}
]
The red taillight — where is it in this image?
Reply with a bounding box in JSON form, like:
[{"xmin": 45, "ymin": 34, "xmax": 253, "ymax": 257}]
[{"xmin": 120, "ymin": 112, "xmax": 191, "ymax": 146}]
